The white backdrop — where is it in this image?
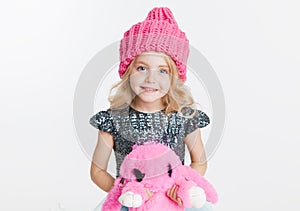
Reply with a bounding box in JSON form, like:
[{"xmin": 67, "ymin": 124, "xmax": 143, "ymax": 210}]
[{"xmin": 1, "ymin": 0, "xmax": 299, "ymax": 210}]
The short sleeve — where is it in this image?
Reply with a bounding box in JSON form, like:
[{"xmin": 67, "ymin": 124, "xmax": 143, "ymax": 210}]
[
  {"xmin": 183, "ymin": 109, "xmax": 210, "ymax": 136},
  {"xmin": 89, "ymin": 110, "xmax": 114, "ymax": 134}
]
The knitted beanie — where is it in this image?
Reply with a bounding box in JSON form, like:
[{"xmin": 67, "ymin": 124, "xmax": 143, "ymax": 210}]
[{"xmin": 118, "ymin": 7, "xmax": 189, "ymax": 82}]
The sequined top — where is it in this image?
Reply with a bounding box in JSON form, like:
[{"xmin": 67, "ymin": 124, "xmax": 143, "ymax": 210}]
[{"xmin": 89, "ymin": 106, "xmax": 210, "ymax": 177}]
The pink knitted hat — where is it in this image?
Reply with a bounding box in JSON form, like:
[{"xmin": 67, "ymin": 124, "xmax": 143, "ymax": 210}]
[{"xmin": 119, "ymin": 7, "xmax": 189, "ymax": 82}]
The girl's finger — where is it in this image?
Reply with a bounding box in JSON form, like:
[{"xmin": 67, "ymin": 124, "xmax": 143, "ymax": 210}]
[
  {"xmin": 167, "ymin": 187, "xmax": 172, "ymax": 198},
  {"xmin": 172, "ymin": 185, "xmax": 178, "ymax": 199},
  {"xmin": 145, "ymin": 188, "xmax": 153, "ymax": 199},
  {"xmin": 167, "ymin": 185, "xmax": 180, "ymax": 202},
  {"xmin": 168, "ymin": 185, "xmax": 175, "ymax": 197},
  {"xmin": 173, "ymin": 186, "xmax": 183, "ymax": 206},
  {"xmin": 177, "ymin": 197, "xmax": 183, "ymax": 206}
]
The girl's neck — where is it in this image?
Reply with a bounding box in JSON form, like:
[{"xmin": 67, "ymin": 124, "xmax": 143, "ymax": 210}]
[{"xmin": 130, "ymin": 99, "xmax": 165, "ymax": 113}]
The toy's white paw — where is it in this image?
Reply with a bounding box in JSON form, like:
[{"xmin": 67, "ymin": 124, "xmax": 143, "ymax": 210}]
[
  {"xmin": 118, "ymin": 191, "xmax": 143, "ymax": 208},
  {"xmin": 189, "ymin": 186, "xmax": 207, "ymax": 208}
]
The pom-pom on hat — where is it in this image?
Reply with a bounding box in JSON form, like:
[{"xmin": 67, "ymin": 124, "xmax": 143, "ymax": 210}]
[{"xmin": 118, "ymin": 7, "xmax": 189, "ymax": 82}]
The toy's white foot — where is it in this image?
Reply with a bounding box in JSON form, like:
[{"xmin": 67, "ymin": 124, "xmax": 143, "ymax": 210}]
[
  {"xmin": 118, "ymin": 191, "xmax": 143, "ymax": 208},
  {"xmin": 189, "ymin": 186, "xmax": 207, "ymax": 208}
]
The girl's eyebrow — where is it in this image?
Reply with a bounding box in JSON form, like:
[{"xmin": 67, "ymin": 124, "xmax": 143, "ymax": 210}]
[
  {"xmin": 158, "ymin": 65, "xmax": 169, "ymax": 68},
  {"xmin": 134, "ymin": 61, "xmax": 148, "ymax": 66},
  {"xmin": 134, "ymin": 61, "xmax": 169, "ymax": 68}
]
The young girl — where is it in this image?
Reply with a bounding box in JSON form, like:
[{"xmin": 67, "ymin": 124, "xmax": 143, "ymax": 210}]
[{"xmin": 89, "ymin": 7, "xmax": 213, "ymax": 211}]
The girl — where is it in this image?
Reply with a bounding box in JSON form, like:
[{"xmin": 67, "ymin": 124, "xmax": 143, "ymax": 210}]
[{"xmin": 89, "ymin": 7, "xmax": 213, "ymax": 211}]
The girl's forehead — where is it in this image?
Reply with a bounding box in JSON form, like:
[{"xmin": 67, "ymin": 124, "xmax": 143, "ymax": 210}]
[{"xmin": 134, "ymin": 51, "xmax": 169, "ymax": 65}]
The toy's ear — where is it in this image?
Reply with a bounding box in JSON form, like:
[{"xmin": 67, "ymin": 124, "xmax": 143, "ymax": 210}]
[{"xmin": 133, "ymin": 169, "xmax": 145, "ymax": 182}]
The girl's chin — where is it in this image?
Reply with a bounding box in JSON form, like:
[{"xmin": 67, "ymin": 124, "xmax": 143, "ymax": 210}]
[{"xmin": 135, "ymin": 95, "xmax": 163, "ymax": 103}]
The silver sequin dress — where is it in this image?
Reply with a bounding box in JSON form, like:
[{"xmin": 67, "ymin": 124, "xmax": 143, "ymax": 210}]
[{"xmin": 89, "ymin": 106, "xmax": 210, "ymax": 177}]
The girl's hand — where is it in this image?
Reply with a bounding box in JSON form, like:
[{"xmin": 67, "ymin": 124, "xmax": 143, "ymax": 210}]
[
  {"xmin": 167, "ymin": 185, "xmax": 183, "ymax": 206},
  {"xmin": 145, "ymin": 188, "xmax": 154, "ymax": 201}
]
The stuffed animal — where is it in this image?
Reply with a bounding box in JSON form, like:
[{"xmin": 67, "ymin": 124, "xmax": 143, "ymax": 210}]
[{"xmin": 102, "ymin": 143, "xmax": 218, "ymax": 211}]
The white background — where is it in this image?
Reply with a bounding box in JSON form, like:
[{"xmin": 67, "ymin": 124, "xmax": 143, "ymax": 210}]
[{"xmin": 1, "ymin": 0, "xmax": 299, "ymax": 210}]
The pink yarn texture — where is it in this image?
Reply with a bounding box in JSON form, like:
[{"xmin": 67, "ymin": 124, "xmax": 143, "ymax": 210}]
[{"xmin": 118, "ymin": 7, "xmax": 189, "ymax": 82}]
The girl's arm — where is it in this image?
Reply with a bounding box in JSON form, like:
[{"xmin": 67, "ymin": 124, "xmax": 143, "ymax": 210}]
[
  {"xmin": 184, "ymin": 128, "xmax": 207, "ymax": 176},
  {"xmin": 90, "ymin": 130, "xmax": 115, "ymax": 192},
  {"xmin": 167, "ymin": 128, "xmax": 207, "ymax": 204}
]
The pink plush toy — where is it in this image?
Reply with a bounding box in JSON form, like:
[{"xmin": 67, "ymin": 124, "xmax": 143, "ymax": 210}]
[{"xmin": 102, "ymin": 143, "xmax": 218, "ymax": 211}]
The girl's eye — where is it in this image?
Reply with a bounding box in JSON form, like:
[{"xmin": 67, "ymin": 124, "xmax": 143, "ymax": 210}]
[
  {"xmin": 136, "ymin": 66, "xmax": 147, "ymax": 72},
  {"xmin": 159, "ymin": 69, "xmax": 169, "ymax": 74}
]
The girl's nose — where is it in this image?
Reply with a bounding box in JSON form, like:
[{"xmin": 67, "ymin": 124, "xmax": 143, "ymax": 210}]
[{"xmin": 145, "ymin": 70, "xmax": 156, "ymax": 83}]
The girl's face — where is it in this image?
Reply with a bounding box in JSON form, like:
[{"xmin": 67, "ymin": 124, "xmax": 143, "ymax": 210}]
[{"xmin": 129, "ymin": 52, "xmax": 171, "ymax": 109}]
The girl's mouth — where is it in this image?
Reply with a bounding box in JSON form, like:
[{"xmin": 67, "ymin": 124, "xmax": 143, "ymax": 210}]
[{"xmin": 140, "ymin": 86, "xmax": 158, "ymax": 92}]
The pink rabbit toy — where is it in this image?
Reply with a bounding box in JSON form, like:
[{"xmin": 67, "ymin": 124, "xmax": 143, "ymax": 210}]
[{"xmin": 102, "ymin": 143, "xmax": 218, "ymax": 211}]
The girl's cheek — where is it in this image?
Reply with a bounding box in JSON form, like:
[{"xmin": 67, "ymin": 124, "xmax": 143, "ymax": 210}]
[
  {"xmin": 131, "ymin": 73, "xmax": 147, "ymax": 83},
  {"xmin": 160, "ymin": 77, "xmax": 171, "ymax": 89}
]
